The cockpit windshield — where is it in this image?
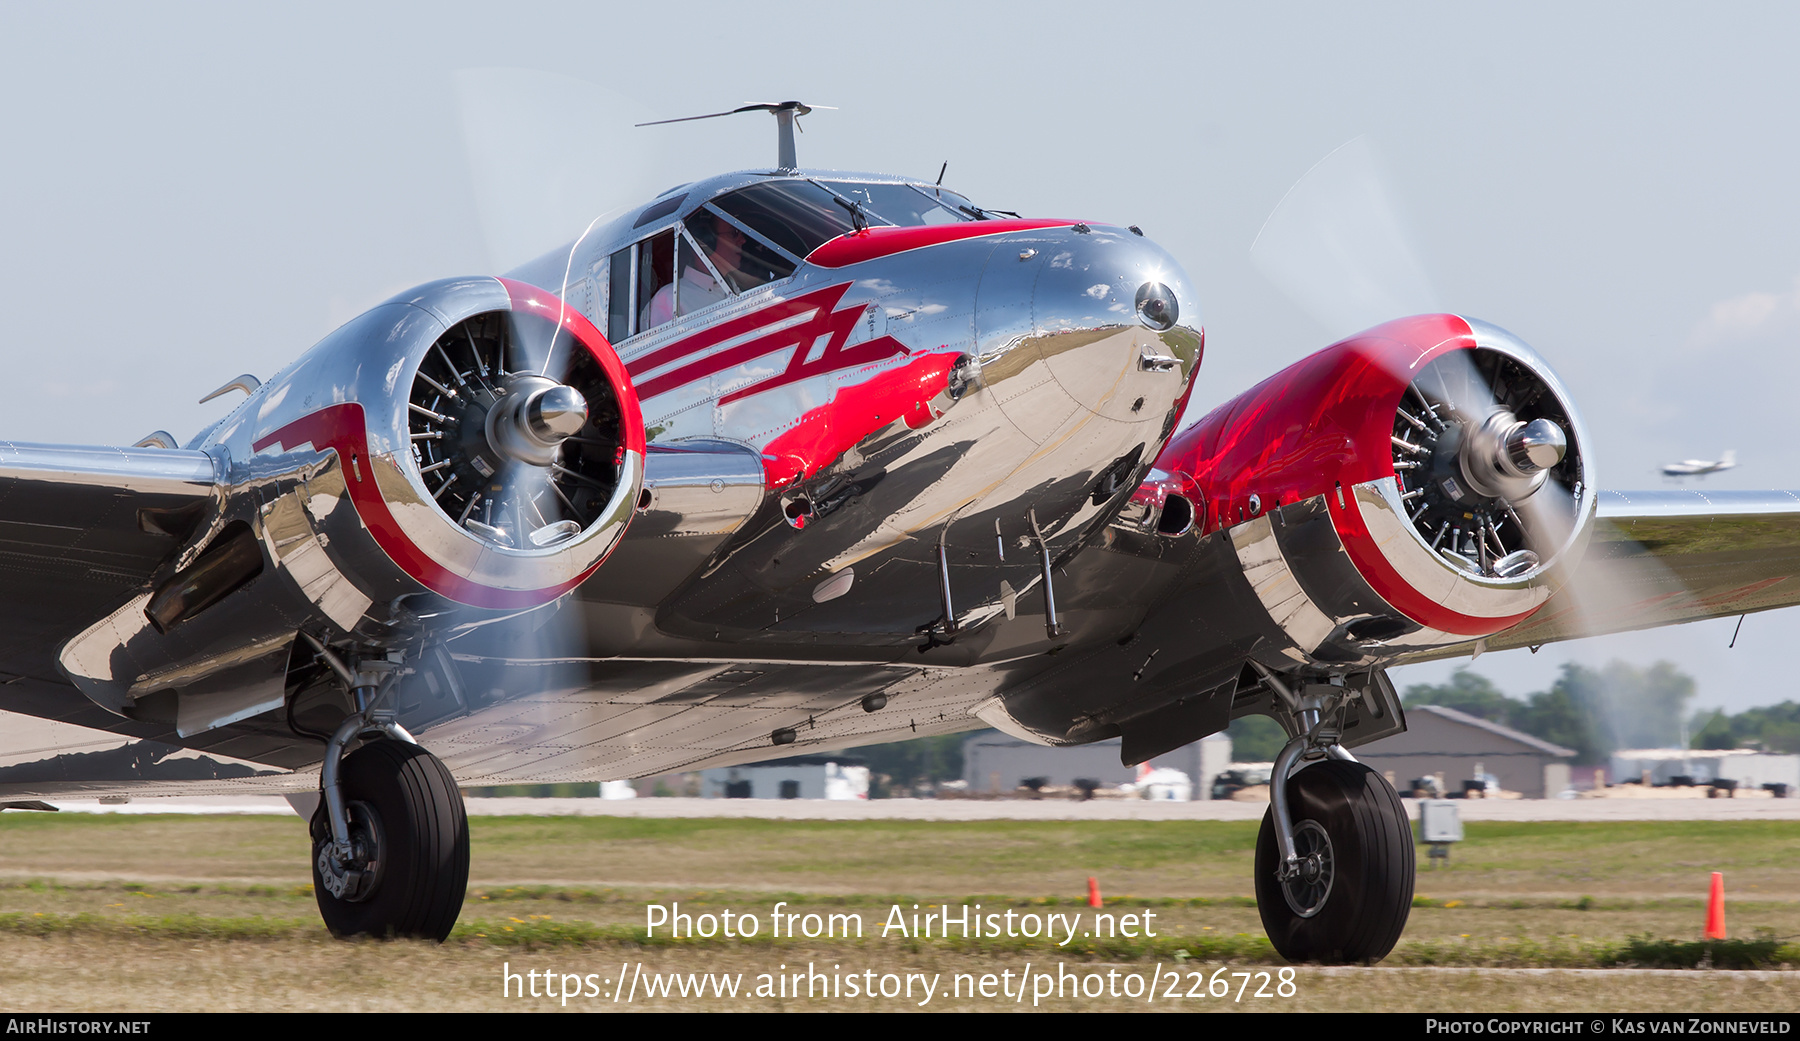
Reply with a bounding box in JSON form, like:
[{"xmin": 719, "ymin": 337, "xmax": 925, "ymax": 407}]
[
  {"xmin": 710, "ymin": 181, "xmax": 857, "ymax": 261},
  {"xmin": 817, "ymin": 181, "xmax": 974, "ymax": 227},
  {"xmin": 700, "ymin": 178, "xmax": 981, "ymax": 274},
  {"xmin": 606, "ymin": 177, "xmax": 990, "ymax": 344},
  {"xmin": 684, "ymin": 205, "xmax": 798, "ymax": 292}
]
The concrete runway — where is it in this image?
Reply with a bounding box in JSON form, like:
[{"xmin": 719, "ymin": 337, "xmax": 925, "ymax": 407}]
[{"xmin": 30, "ymin": 794, "xmax": 1800, "ymax": 821}]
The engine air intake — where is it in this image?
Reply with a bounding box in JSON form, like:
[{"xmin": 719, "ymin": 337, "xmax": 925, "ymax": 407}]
[{"xmin": 408, "ymin": 310, "xmax": 629, "ymax": 551}]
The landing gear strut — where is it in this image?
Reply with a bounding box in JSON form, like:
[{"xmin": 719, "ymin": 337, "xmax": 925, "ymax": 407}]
[
  {"xmin": 1248, "ymin": 665, "xmax": 1414, "ymax": 964},
  {"xmin": 301, "ymin": 635, "xmax": 469, "ymax": 941}
]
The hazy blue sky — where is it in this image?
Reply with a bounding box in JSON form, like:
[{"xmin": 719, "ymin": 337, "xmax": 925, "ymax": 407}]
[{"xmin": 4, "ymin": 2, "xmax": 1799, "ymax": 711}]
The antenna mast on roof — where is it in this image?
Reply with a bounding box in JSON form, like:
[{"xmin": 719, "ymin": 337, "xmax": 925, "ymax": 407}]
[{"xmin": 637, "ymin": 100, "xmax": 832, "ymax": 172}]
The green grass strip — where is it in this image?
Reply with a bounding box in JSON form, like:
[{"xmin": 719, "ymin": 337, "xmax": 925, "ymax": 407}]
[
  {"xmin": 465, "ymin": 886, "xmax": 1261, "ymax": 908},
  {"xmin": 4, "ymin": 910, "xmax": 1793, "ymax": 969}
]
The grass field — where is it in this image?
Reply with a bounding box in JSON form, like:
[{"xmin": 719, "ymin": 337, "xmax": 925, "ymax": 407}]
[{"xmin": 0, "ymin": 813, "xmax": 1793, "ymax": 1012}]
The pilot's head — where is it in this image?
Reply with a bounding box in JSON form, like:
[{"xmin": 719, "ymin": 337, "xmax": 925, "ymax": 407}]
[{"xmin": 691, "ymin": 212, "xmax": 746, "ymax": 273}]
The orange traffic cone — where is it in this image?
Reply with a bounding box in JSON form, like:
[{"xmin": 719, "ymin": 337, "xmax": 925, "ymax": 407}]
[
  {"xmin": 1087, "ymin": 876, "xmax": 1103, "ymax": 908},
  {"xmin": 1705, "ymin": 872, "xmax": 1727, "ymax": 940}
]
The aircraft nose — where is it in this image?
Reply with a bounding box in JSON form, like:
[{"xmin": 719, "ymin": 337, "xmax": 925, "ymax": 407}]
[
  {"xmin": 1029, "ymin": 227, "xmax": 1189, "ymax": 339},
  {"xmin": 973, "ymin": 225, "xmax": 1197, "ymax": 438}
]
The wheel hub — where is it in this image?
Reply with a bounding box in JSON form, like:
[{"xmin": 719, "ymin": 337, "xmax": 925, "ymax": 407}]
[
  {"xmin": 316, "ymin": 799, "xmax": 385, "ymax": 903},
  {"xmin": 1281, "ymin": 819, "xmax": 1335, "ymax": 918}
]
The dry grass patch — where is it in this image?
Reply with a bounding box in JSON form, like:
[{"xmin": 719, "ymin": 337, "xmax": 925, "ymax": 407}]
[
  {"xmin": 0, "ymin": 812, "xmax": 1793, "ymax": 1012},
  {"xmin": 1, "ymin": 935, "xmax": 1795, "ymax": 1012}
]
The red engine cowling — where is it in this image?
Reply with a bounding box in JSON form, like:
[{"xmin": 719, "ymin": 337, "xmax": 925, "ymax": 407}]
[{"xmin": 1156, "ymin": 314, "xmax": 1593, "ymax": 663}]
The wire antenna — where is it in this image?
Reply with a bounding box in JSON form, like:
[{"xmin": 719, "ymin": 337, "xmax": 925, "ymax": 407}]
[{"xmin": 637, "ymin": 101, "xmax": 834, "ymax": 172}]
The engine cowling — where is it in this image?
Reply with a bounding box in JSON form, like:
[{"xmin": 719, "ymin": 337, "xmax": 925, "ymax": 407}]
[
  {"xmin": 219, "ymin": 276, "xmax": 645, "ymax": 615},
  {"xmin": 1158, "ymin": 313, "xmax": 1592, "ymax": 665},
  {"xmin": 59, "ymin": 277, "xmax": 644, "ymax": 731}
]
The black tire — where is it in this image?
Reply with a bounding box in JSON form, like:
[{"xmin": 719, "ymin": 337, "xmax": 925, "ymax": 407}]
[
  {"xmin": 1254, "ymin": 758, "xmax": 1414, "ymax": 964},
  {"xmin": 310, "ymin": 741, "xmax": 469, "ymax": 941}
]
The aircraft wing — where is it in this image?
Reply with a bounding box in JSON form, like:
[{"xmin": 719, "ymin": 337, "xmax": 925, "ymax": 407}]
[
  {"xmin": 0, "ymin": 443, "xmax": 222, "ymax": 731},
  {"xmin": 1477, "ymin": 489, "xmax": 1800, "ymax": 652}
]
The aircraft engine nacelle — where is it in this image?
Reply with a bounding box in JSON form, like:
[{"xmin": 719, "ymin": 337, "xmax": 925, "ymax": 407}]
[
  {"xmin": 1160, "ymin": 314, "xmax": 1593, "ymax": 665},
  {"xmin": 212, "ymin": 276, "xmax": 646, "ymax": 620},
  {"xmin": 60, "ymin": 276, "xmax": 645, "ymax": 729}
]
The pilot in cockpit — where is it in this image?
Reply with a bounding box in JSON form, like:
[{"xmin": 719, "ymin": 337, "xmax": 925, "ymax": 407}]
[{"xmin": 644, "ymin": 212, "xmax": 747, "ymax": 327}]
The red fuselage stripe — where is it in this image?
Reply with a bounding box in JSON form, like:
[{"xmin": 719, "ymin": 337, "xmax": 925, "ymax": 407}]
[
  {"xmin": 627, "ymin": 284, "xmax": 851, "ymax": 382},
  {"xmin": 626, "ymin": 281, "xmax": 918, "ymax": 406},
  {"xmin": 806, "ymin": 219, "xmax": 1080, "ymax": 269}
]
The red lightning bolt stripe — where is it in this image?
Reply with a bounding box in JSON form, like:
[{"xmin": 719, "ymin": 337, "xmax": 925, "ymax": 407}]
[{"xmin": 627, "ymin": 282, "xmax": 910, "ymax": 404}]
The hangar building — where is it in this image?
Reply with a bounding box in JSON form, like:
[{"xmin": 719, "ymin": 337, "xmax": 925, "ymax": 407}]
[{"xmin": 1354, "ymin": 704, "xmax": 1575, "ymax": 798}]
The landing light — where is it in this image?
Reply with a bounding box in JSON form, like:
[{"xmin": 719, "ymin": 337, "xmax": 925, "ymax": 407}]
[{"xmin": 1135, "ymin": 282, "xmax": 1178, "ymax": 331}]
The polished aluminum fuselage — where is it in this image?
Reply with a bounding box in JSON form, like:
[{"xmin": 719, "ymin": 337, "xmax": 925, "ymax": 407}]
[{"xmin": 508, "ymin": 170, "xmax": 1201, "ymax": 663}]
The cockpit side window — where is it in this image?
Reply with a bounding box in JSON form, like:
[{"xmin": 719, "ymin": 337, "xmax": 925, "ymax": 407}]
[
  {"xmin": 607, "ymin": 218, "xmax": 758, "ymax": 342},
  {"xmin": 606, "ymin": 229, "xmax": 675, "ymax": 343},
  {"xmin": 607, "ymin": 246, "xmax": 634, "ymax": 344},
  {"xmin": 689, "ymin": 206, "xmax": 796, "ymax": 291},
  {"xmin": 635, "ymin": 231, "xmax": 675, "ymax": 332},
  {"xmin": 710, "ymin": 181, "xmax": 858, "ymax": 261}
]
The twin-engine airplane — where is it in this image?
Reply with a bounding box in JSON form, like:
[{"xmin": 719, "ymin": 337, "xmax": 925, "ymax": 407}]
[{"xmin": 5, "ymin": 106, "xmax": 1800, "ymax": 964}]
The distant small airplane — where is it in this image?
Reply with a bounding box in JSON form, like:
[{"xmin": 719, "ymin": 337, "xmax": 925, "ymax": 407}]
[{"xmin": 1663, "ymin": 450, "xmax": 1737, "ymax": 479}]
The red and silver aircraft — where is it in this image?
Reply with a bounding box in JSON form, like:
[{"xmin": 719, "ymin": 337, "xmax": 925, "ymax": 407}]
[{"xmin": 3, "ymin": 104, "xmax": 1798, "ymax": 963}]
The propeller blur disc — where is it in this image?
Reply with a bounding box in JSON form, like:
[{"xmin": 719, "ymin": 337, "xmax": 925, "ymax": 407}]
[
  {"xmin": 454, "ymin": 68, "xmax": 667, "ymax": 272},
  {"xmin": 1252, "ymin": 135, "xmax": 1440, "ymax": 341}
]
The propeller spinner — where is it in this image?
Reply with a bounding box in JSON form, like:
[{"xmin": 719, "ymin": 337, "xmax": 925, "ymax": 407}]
[{"xmin": 1391, "ymin": 349, "xmax": 1580, "ymax": 579}]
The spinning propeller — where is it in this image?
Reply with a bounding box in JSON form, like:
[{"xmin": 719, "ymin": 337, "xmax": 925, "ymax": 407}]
[
  {"xmin": 1387, "ymin": 347, "xmax": 1576, "ymax": 580},
  {"xmin": 386, "ymin": 69, "xmax": 676, "ymax": 680},
  {"xmin": 406, "ymin": 307, "xmax": 621, "ymax": 553},
  {"xmin": 1251, "ymin": 136, "xmax": 1440, "ymax": 343},
  {"xmin": 454, "ymin": 68, "xmax": 669, "ymax": 274},
  {"xmin": 1254, "ymin": 136, "xmax": 1584, "ymax": 584}
]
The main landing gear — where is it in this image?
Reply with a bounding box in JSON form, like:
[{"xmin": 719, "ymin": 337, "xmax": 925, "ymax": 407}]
[
  {"xmin": 302, "ymin": 636, "xmax": 469, "ymax": 941},
  {"xmin": 1247, "ymin": 665, "xmax": 1414, "ymax": 964}
]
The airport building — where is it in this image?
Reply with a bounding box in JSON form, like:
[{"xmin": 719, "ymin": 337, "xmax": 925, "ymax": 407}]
[
  {"xmin": 1609, "ymin": 748, "xmax": 1799, "ymax": 792},
  {"xmin": 1354, "ymin": 704, "xmax": 1576, "ymax": 798},
  {"xmin": 698, "ymin": 754, "xmax": 870, "ymax": 799},
  {"xmin": 961, "ymin": 731, "xmax": 1233, "ymax": 799}
]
